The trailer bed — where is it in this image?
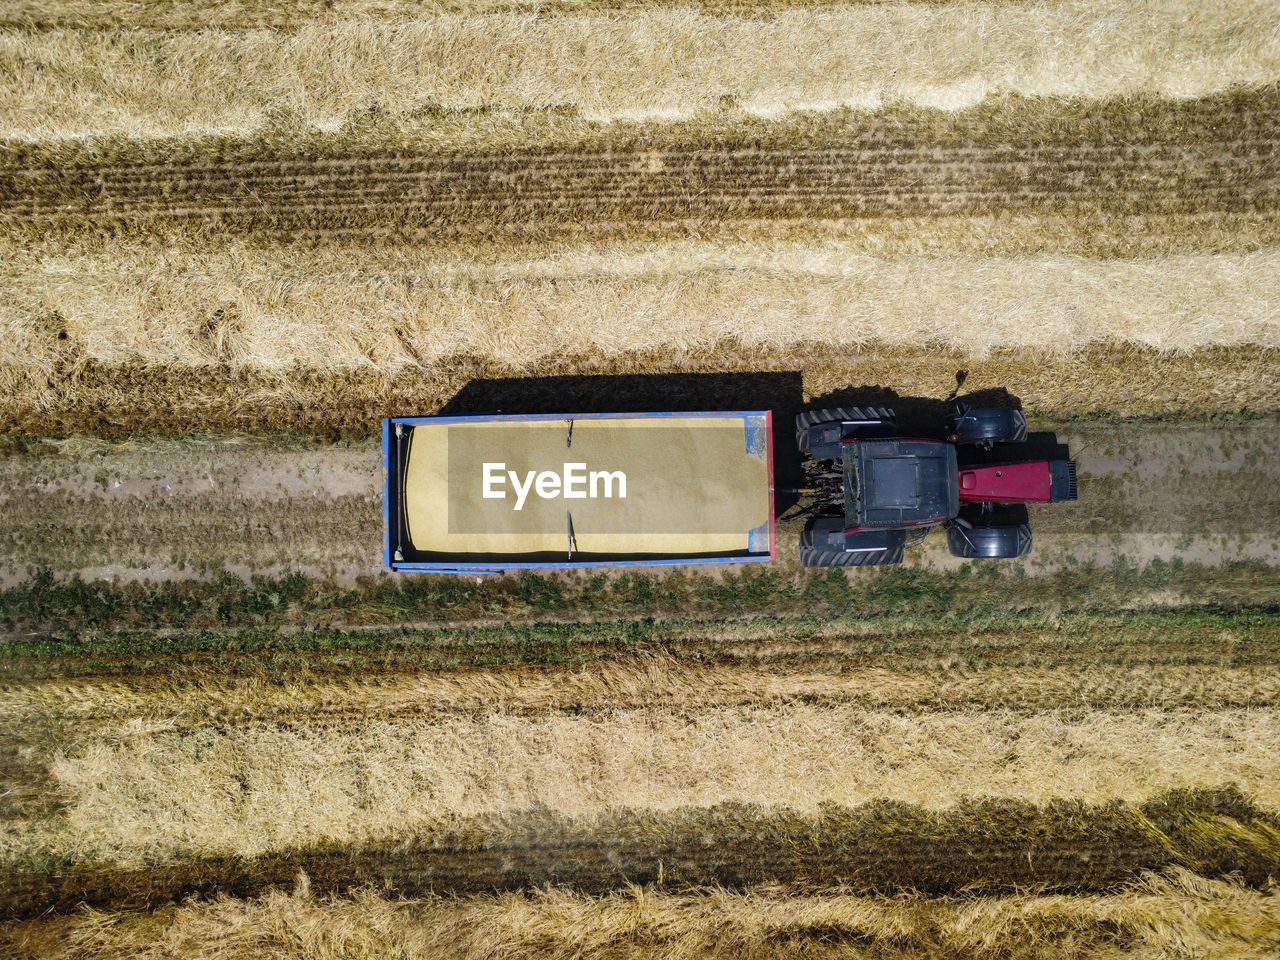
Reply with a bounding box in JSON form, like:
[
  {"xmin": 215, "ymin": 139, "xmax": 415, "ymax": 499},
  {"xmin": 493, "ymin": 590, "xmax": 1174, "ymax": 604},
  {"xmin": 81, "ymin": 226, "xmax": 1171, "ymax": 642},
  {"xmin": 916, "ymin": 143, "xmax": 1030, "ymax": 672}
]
[{"xmin": 384, "ymin": 412, "xmax": 774, "ymax": 573}]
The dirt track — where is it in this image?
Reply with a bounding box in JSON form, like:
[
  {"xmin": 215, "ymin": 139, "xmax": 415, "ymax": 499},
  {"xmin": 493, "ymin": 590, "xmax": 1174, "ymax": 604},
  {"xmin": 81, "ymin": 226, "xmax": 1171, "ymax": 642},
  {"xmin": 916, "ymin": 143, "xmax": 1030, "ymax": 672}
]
[{"xmin": 3, "ymin": 419, "xmax": 1276, "ymax": 586}]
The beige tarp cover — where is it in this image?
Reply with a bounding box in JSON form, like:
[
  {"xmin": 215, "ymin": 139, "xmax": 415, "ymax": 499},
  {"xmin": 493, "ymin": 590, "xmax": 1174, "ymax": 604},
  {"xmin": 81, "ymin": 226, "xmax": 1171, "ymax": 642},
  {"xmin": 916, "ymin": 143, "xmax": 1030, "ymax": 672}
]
[{"xmin": 403, "ymin": 414, "xmax": 771, "ymax": 559}]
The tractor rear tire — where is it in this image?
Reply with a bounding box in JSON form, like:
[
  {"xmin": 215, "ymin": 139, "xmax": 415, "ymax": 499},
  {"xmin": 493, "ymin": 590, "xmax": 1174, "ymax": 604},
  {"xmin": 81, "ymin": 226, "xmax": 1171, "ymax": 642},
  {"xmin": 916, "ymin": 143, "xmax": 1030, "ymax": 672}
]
[
  {"xmin": 796, "ymin": 407, "xmax": 896, "ymax": 453},
  {"xmin": 800, "ymin": 525, "xmax": 906, "ymax": 567}
]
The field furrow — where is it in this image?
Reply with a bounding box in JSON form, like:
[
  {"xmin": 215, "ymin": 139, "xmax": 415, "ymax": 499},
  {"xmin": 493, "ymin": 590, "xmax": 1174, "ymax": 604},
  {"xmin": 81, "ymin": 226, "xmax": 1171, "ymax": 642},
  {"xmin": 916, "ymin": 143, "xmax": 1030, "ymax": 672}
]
[
  {"xmin": 8, "ymin": 612, "xmax": 1280, "ymax": 684},
  {"xmin": 13, "ymin": 661, "xmax": 1280, "ymax": 724},
  {"xmin": 3, "ymin": 792, "xmax": 1278, "ymax": 918},
  {"xmin": 5, "ymin": 143, "xmax": 1277, "ymax": 234},
  {"xmin": 4, "ymin": 91, "xmax": 1277, "ymax": 239}
]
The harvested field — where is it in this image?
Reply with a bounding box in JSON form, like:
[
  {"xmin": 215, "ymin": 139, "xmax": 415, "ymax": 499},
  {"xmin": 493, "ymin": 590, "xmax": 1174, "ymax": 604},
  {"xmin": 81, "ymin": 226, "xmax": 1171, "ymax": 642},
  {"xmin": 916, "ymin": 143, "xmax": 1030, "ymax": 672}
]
[
  {"xmin": 6, "ymin": 0, "xmax": 1280, "ymax": 952},
  {"xmin": 6, "ymin": 0, "xmax": 1277, "ymax": 32},
  {"xmin": 4, "ymin": 559, "xmax": 1278, "ymax": 918},
  {"xmin": 5, "ymin": 0, "xmax": 908, "ymax": 29},
  {"xmin": 3, "ymin": 602, "xmax": 1279, "ymax": 915},
  {"xmin": 1, "ymin": 600, "xmax": 1276, "ymax": 936},
  {"xmin": 6, "ymin": 872, "xmax": 1278, "ymax": 960},
  {"xmin": 11, "ymin": 707, "xmax": 1279, "ymax": 863},
  {"xmin": 2, "ymin": 2, "xmax": 1276, "ymax": 140},
  {"xmin": 7, "ymin": 243, "xmax": 1280, "ymax": 370},
  {"xmin": 3, "ymin": 89, "xmax": 1276, "ymax": 435}
]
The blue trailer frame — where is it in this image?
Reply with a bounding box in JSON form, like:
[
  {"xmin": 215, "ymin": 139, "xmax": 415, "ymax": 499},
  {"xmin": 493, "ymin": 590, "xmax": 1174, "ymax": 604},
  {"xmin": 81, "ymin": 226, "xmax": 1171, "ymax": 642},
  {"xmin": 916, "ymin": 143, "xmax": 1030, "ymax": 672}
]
[{"xmin": 383, "ymin": 411, "xmax": 775, "ymax": 574}]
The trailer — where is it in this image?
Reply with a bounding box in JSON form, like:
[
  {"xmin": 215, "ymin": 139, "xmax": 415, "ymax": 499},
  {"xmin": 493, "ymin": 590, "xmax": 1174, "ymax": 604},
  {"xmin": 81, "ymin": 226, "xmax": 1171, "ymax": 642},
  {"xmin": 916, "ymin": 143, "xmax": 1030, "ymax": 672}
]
[
  {"xmin": 383, "ymin": 403, "xmax": 1076, "ymax": 574},
  {"xmin": 383, "ymin": 411, "xmax": 775, "ymax": 573}
]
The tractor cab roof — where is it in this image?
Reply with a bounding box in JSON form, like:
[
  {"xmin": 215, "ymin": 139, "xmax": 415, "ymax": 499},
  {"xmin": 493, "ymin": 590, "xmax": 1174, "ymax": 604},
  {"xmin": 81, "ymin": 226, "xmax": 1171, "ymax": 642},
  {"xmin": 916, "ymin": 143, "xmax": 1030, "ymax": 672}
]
[{"xmin": 843, "ymin": 439, "xmax": 959, "ymax": 530}]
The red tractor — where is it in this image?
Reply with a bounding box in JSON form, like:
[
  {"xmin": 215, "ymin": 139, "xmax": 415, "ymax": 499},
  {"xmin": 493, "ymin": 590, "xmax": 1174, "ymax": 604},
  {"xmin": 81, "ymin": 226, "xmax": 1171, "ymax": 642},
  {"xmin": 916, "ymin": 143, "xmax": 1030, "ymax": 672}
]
[{"xmin": 795, "ymin": 406, "xmax": 1077, "ymax": 566}]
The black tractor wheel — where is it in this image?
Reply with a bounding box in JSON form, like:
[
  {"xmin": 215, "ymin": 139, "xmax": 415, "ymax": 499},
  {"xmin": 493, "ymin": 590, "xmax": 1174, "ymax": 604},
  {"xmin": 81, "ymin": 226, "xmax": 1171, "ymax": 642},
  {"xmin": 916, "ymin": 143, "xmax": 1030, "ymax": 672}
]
[
  {"xmin": 947, "ymin": 407, "xmax": 1027, "ymax": 450},
  {"xmin": 800, "ymin": 520, "xmax": 906, "ymax": 567},
  {"xmin": 946, "ymin": 505, "xmax": 1032, "ymax": 559},
  {"xmin": 796, "ymin": 406, "xmax": 896, "ymax": 454},
  {"xmin": 800, "ymin": 541, "xmax": 907, "ymax": 567}
]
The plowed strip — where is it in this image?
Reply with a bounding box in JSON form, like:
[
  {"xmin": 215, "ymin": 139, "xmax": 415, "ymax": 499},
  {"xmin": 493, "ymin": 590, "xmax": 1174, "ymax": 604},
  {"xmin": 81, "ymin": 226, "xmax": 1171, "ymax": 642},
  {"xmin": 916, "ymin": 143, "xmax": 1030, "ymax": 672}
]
[{"xmin": 4, "ymin": 92, "xmax": 1277, "ymax": 239}]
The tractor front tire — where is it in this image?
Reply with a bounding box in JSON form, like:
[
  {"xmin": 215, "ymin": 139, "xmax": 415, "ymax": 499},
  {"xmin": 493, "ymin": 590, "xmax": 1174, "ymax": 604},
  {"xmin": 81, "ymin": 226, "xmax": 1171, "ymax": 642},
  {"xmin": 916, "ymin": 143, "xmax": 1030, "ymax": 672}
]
[
  {"xmin": 946, "ymin": 505, "xmax": 1032, "ymax": 559},
  {"xmin": 948, "ymin": 407, "xmax": 1027, "ymax": 449}
]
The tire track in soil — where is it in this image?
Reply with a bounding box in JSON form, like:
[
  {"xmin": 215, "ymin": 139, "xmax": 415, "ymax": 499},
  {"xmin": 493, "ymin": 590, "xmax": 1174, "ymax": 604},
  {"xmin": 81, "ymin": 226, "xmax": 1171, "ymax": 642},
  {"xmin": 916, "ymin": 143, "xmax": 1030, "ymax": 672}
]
[
  {"xmin": 3, "ymin": 791, "xmax": 1276, "ymax": 919},
  {"xmin": 3, "ymin": 101, "xmax": 1277, "ymax": 237}
]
